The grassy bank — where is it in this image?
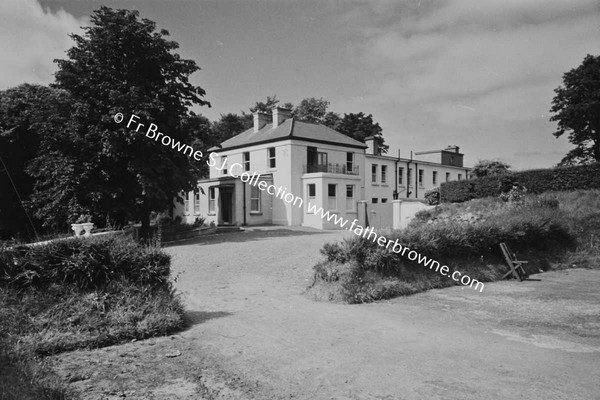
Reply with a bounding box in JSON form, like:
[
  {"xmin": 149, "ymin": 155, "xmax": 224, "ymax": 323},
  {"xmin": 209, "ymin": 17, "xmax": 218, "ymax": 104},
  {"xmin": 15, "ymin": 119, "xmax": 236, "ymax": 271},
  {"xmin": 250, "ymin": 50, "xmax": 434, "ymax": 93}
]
[
  {"xmin": 0, "ymin": 234, "xmax": 186, "ymax": 399},
  {"xmin": 309, "ymin": 190, "xmax": 600, "ymax": 303}
]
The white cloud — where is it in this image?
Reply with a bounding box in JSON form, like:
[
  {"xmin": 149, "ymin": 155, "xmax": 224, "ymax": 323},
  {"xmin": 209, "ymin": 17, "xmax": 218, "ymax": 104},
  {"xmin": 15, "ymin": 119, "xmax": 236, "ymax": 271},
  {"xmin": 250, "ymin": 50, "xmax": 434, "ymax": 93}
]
[
  {"xmin": 346, "ymin": 0, "xmax": 600, "ymax": 168},
  {"xmin": 0, "ymin": 0, "xmax": 86, "ymax": 89}
]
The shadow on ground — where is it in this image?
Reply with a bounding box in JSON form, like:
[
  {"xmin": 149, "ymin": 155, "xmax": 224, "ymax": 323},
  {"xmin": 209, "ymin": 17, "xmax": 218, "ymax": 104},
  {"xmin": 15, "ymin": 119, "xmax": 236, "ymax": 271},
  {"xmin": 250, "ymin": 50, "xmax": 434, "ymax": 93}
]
[
  {"xmin": 184, "ymin": 311, "xmax": 232, "ymax": 330},
  {"xmin": 165, "ymin": 227, "xmax": 334, "ymax": 248}
]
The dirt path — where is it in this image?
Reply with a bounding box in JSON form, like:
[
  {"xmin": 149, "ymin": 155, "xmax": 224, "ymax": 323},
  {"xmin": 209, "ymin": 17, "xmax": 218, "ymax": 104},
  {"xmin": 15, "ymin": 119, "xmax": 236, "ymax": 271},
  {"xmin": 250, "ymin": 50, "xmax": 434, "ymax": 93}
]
[{"xmin": 51, "ymin": 227, "xmax": 600, "ymax": 399}]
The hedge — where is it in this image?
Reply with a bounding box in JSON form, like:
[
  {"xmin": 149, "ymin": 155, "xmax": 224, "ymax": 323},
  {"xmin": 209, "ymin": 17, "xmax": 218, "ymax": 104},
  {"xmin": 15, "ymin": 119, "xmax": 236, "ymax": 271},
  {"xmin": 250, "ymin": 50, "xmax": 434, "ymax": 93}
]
[{"xmin": 440, "ymin": 163, "xmax": 600, "ymax": 203}]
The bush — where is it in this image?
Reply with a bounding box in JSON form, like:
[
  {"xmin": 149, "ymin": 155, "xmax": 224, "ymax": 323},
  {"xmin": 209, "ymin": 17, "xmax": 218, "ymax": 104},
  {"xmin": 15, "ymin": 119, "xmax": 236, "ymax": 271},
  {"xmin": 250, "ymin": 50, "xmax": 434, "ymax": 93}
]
[
  {"xmin": 441, "ymin": 163, "xmax": 600, "ymax": 203},
  {"xmin": 424, "ymin": 187, "xmax": 440, "ymax": 205},
  {"xmin": 0, "ymin": 234, "xmax": 171, "ymax": 290},
  {"xmin": 310, "ymin": 191, "xmax": 585, "ymax": 303}
]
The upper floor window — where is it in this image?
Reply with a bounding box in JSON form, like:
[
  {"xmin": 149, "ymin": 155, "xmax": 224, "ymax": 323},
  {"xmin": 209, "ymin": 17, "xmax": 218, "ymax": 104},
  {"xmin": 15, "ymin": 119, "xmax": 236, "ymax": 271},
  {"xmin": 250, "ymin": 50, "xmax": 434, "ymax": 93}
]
[
  {"xmin": 433, "ymin": 171, "xmax": 438, "ymax": 185},
  {"xmin": 372, "ymin": 198, "xmax": 378, "ymax": 204},
  {"xmin": 194, "ymin": 188, "xmax": 201, "ymax": 214},
  {"xmin": 381, "ymin": 198, "xmax": 388, "ymax": 203},
  {"xmin": 418, "ymin": 169, "xmax": 424, "ymax": 186},
  {"xmin": 318, "ymin": 151, "xmax": 328, "ymax": 166},
  {"xmin": 398, "ymin": 167, "xmax": 404, "ymax": 185},
  {"xmin": 381, "ymin": 165, "xmax": 387, "ymax": 184},
  {"xmin": 221, "ymin": 156, "xmax": 227, "ymax": 175},
  {"xmin": 346, "ymin": 152, "xmax": 354, "ymax": 173},
  {"xmin": 243, "ymin": 152, "xmax": 250, "ymax": 171},
  {"xmin": 372, "ymin": 164, "xmax": 378, "ymax": 183},
  {"xmin": 208, "ymin": 187, "xmax": 215, "ymax": 214},
  {"xmin": 446, "ymin": 172, "xmax": 450, "ymax": 182},
  {"xmin": 268, "ymin": 147, "xmax": 276, "ymax": 168}
]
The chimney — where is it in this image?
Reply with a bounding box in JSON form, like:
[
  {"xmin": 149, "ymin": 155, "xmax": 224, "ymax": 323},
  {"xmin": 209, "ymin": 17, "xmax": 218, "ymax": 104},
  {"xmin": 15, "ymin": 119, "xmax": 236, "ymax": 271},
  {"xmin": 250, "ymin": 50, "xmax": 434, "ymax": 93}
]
[
  {"xmin": 272, "ymin": 106, "xmax": 292, "ymax": 128},
  {"xmin": 364, "ymin": 135, "xmax": 381, "ymax": 155},
  {"xmin": 445, "ymin": 145, "xmax": 460, "ymax": 154},
  {"xmin": 253, "ymin": 111, "xmax": 270, "ymax": 133}
]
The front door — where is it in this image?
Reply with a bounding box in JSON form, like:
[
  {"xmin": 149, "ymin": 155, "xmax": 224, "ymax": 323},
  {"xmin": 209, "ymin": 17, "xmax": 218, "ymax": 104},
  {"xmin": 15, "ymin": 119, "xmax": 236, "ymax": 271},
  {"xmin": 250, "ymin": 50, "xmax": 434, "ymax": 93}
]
[{"xmin": 220, "ymin": 187, "xmax": 234, "ymax": 225}]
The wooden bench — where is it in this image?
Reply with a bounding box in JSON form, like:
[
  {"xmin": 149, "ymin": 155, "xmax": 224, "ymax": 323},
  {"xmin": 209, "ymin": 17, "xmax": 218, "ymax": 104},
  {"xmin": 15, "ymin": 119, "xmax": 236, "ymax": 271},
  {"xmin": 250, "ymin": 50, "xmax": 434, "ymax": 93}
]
[{"xmin": 500, "ymin": 243, "xmax": 529, "ymax": 281}]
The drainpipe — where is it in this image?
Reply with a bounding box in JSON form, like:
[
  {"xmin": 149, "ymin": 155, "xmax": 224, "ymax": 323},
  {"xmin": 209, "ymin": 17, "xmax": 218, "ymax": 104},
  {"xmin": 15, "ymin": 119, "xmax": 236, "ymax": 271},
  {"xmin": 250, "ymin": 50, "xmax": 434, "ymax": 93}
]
[
  {"xmin": 394, "ymin": 149, "xmax": 399, "ymax": 200},
  {"xmin": 242, "ymin": 182, "xmax": 247, "ymax": 225},
  {"xmin": 415, "ymin": 161, "xmax": 419, "ymax": 199}
]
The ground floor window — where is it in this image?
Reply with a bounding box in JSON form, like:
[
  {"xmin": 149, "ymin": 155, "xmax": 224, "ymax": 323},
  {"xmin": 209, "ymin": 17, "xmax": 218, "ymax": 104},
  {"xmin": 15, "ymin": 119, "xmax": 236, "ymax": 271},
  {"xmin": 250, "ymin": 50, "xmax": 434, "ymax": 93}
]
[
  {"xmin": 184, "ymin": 191, "xmax": 190, "ymax": 214},
  {"xmin": 372, "ymin": 198, "xmax": 378, "ymax": 204},
  {"xmin": 194, "ymin": 188, "xmax": 201, "ymax": 214},
  {"xmin": 208, "ymin": 187, "xmax": 216, "ymax": 214},
  {"xmin": 346, "ymin": 185, "xmax": 354, "ymax": 211},
  {"xmin": 328, "ymin": 184, "xmax": 337, "ymax": 210},
  {"xmin": 250, "ymin": 185, "xmax": 261, "ymax": 213}
]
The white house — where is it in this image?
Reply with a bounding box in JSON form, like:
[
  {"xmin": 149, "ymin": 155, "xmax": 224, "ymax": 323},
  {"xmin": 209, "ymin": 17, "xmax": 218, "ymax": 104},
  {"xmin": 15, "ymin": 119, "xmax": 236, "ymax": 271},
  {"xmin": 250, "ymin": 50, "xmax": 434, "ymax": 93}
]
[{"xmin": 174, "ymin": 106, "xmax": 469, "ymax": 230}]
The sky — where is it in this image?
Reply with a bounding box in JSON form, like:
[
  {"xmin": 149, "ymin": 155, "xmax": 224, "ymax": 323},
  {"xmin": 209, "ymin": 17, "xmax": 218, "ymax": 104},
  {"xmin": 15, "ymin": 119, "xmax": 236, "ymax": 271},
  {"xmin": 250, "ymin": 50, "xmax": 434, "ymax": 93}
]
[{"xmin": 1, "ymin": 0, "xmax": 599, "ymax": 169}]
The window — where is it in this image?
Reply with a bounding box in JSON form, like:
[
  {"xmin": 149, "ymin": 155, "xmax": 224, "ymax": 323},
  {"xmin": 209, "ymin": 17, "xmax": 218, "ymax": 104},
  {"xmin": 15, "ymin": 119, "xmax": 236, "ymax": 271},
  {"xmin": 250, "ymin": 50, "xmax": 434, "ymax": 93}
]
[
  {"xmin": 418, "ymin": 169, "xmax": 424, "ymax": 186},
  {"xmin": 372, "ymin": 164, "xmax": 378, "ymax": 183},
  {"xmin": 372, "ymin": 198, "xmax": 378, "ymax": 204},
  {"xmin": 450, "ymin": 156, "xmax": 455, "ymax": 166},
  {"xmin": 446, "ymin": 172, "xmax": 450, "ymax": 182},
  {"xmin": 221, "ymin": 156, "xmax": 227, "ymax": 175},
  {"xmin": 458, "ymin": 174, "xmax": 462, "ymax": 181},
  {"xmin": 243, "ymin": 152, "xmax": 250, "ymax": 171},
  {"xmin": 381, "ymin": 165, "xmax": 387, "ymax": 184},
  {"xmin": 318, "ymin": 152, "xmax": 328, "ymax": 165},
  {"xmin": 194, "ymin": 188, "xmax": 201, "ymax": 214},
  {"xmin": 408, "ymin": 168, "xmax": 412, "ymax": 186},
  {"xmin": 208, "ymin": 187, "xmax": 215, "ymax": 214},
  {"xmin": 346, "ymin": 185, "xmax": 354, "ymax": 211},
  {"xmin": 346, "ymin": 152, "xmax": 354, "ymax": 173},
  {"xmin": 184, "ymin": 192, "xmax": 190, "ymax": 214},
  {"xmin": 268, "ymin": 147, "xmax": 276, "ymax": 168},
  {"xmin": 433, "ymin": 171, "xmax": 438, "ymax": 185},
  {"xmin": 308, "ymin": 184, "xmax": 316, "ymax": 199},
  {"xmin": 398, "ymin": 167, "xmax": 404, "ymax": 185},
  {"xmin": 250, "ymin": 185, "xmax": 261, "ymax": 213},
  {"xmin": 328, "ymin": 184, "xmax": 337, "ymax": 210},
  {"xmin": 381, "ymin": 198, "xmax": 388, "ymax": 203}
]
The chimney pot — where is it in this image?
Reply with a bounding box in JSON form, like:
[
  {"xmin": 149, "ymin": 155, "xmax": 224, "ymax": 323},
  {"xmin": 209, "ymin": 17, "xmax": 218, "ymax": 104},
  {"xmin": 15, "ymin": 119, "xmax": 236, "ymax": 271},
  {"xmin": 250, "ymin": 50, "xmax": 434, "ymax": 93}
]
[
  {"xmin": 253, "ymin": 111, "xmax": 270, "ymax": 133},
  {"xmin": 272, "ymin": 106, "xmax": 292, "ymax": 128}
]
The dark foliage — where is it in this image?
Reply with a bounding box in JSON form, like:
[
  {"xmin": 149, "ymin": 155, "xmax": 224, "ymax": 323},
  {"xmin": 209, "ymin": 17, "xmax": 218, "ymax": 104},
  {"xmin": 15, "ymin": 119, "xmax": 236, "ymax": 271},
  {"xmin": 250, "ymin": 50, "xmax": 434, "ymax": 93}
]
[{"xmin": 440, "ymin": 163, "xmax": 600, "ymax": 203}]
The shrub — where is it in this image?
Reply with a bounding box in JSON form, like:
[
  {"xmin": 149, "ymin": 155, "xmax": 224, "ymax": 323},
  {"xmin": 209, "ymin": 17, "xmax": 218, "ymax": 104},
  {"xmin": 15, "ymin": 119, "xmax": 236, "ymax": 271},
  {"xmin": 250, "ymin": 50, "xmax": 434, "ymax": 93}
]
[
  {"xmin": 0, "ymin": 234, "xmax": 171, "ymax": 290},
  {"xmin": 441, "ymin": 163, "xmax": 600, "ymax": 203},
  {"xmin": 424, "ymin": 187, "xmax": 440, "ymax": 205}
]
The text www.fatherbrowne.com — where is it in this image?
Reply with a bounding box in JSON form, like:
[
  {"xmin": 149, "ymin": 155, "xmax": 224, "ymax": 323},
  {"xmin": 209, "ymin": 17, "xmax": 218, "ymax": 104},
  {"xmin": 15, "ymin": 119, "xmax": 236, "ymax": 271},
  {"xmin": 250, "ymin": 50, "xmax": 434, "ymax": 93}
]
[{"xmin": 115, "ymin": 112, "xmax": 484, "ymax": 293}]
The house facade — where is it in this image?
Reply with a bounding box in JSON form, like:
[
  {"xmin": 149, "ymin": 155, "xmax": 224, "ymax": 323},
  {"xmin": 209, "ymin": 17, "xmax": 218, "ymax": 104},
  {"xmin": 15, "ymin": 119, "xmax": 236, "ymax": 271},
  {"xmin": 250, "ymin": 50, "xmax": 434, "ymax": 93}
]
[{"xmin": 174, "ymin": 106, "xmax": 469, "ymax": 230}]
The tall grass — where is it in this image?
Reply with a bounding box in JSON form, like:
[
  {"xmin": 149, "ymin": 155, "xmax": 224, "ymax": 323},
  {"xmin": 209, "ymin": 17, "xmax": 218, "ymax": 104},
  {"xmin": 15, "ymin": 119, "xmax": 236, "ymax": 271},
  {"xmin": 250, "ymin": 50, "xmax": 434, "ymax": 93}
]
[
  {"xmin": 0, "ymin": 233, "xmax": 186, "ymax": 399},
  {"xmin": 311, "ymin": 190, "xmax": 600, "ymax": 303}
]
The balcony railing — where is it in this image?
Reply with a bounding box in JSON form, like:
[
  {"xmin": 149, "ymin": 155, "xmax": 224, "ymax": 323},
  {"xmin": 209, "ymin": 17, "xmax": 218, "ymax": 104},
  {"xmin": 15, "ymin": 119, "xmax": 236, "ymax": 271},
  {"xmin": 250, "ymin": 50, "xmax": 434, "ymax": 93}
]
[{"xmin": 303, "ymin": 163, "xmax": 360, "ymax": 175}]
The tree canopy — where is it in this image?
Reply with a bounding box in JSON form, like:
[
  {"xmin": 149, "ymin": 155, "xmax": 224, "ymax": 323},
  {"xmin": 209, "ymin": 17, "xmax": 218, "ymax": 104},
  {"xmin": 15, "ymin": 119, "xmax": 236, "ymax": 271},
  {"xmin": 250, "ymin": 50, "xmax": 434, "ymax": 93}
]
[
  {"xmin": 550, "ymin": 54, "xmax": 600, "ymax": 165},
  {"xmin": 49, "ymin": 6, "xmax": 210, "ymax": 231},
  {"xmin": 469, "ymin": 159, "xmax": 511, "ymax": 179}
]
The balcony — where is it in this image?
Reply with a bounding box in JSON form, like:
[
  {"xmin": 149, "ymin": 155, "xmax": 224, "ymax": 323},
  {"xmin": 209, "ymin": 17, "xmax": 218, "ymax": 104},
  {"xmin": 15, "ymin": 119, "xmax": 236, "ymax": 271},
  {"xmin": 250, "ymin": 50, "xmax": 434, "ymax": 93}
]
[{"xmin": 303, "ymin": 163, "xmax": 360, "ymax": 175}]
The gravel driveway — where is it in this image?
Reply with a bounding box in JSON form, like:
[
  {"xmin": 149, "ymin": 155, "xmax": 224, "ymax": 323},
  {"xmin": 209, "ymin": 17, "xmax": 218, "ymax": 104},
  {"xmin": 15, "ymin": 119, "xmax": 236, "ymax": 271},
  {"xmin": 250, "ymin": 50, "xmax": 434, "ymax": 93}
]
[{"xmin": 50, "ymin": 227, "xmax": 600, "ymax": 399}]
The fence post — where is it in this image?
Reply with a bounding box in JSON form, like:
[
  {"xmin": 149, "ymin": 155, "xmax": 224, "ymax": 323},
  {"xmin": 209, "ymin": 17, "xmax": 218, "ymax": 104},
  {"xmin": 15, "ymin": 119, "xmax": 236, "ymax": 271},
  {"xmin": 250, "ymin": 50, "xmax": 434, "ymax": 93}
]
[
  {"xmin": 392, "ymin": 199, "xmax": 402, "ymax": 230},
  {"xmin": 358, "ymin": 201, "xmax": 368, "ymax": 227}
]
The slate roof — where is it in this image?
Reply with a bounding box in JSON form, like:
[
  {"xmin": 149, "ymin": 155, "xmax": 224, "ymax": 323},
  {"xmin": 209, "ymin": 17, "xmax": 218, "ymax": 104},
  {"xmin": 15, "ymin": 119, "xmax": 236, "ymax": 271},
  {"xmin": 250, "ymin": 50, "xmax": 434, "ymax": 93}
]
[{"xmin": 209, "ymin": 118, "xmax": 368, "ymax": 151}]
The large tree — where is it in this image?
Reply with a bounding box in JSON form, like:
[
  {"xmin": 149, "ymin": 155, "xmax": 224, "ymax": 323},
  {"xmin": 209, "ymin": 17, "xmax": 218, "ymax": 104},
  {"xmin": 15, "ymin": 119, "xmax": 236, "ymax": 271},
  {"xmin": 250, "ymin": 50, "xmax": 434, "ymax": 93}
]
[
  {"xmin": 0, "ymin": 84, "xmax": 67, "ymax": 238},
  {"xmin": 50, "ymin": 7, "xmax": 210, "ymax": 232},
  {"xmin": 337, "ymin": 112, "xmax": 388, "ymax": 154},
  {"xmin": 550, "ymin": 54, "xmax": 600, "ymax": 165},
  {"xmin": 469, "ymin": 159, "xmax": 511, "ymax": 179}
]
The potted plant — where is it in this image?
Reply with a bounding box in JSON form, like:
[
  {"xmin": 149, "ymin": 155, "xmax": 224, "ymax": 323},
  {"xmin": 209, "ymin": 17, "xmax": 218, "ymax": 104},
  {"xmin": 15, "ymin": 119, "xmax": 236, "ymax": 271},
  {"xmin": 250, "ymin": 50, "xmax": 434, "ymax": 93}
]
[
  {"xmin": 71, "ymin": 221, "xmax": 84, "ymax": 237},
  {"xmin": 76, "ymin": 214, "xmax": 94, "ymax": 237}
]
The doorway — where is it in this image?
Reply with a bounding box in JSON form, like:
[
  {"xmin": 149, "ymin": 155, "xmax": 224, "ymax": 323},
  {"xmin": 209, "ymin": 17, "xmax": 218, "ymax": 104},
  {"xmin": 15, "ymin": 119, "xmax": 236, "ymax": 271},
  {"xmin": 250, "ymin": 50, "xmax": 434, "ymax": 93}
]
[{"xmin": 219, "ymin": 186, "xmax": 234, "ymax": 225}]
